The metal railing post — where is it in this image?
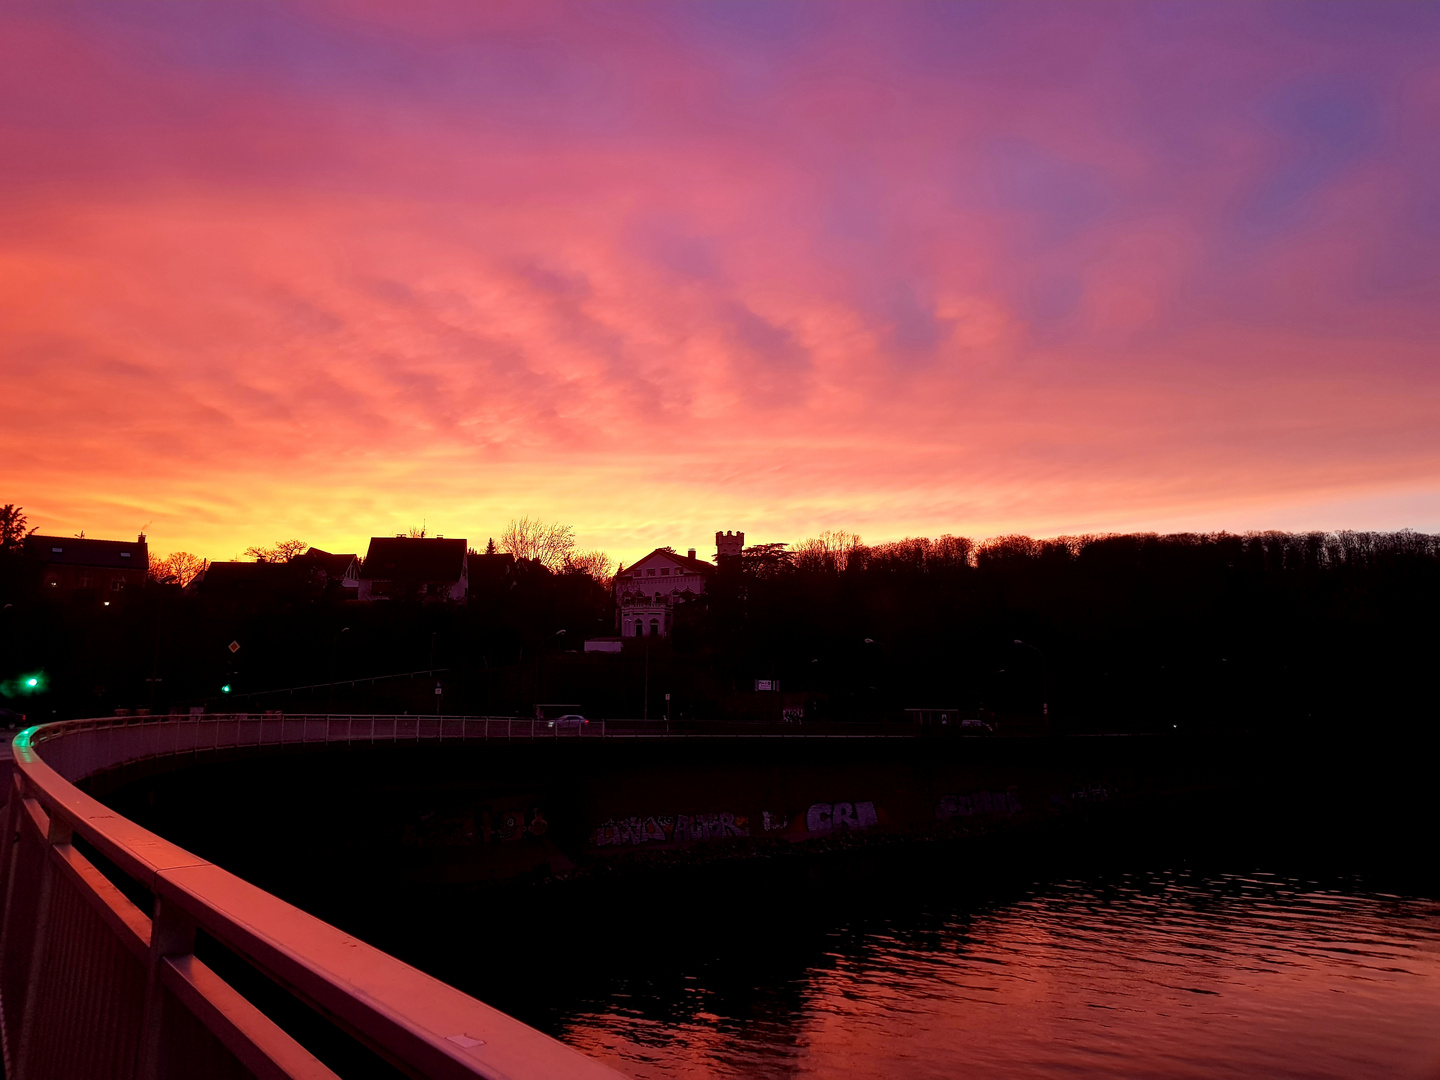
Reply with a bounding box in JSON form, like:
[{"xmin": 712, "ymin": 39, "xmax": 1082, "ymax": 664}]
[
  {"xmin": 0, "ymin": 776, "xmax": 29, "ymax": 1056},
  {"xmin": 136, "ymin": 893, "xmax": 199, "ymax": 1080},
  {"xmin": 0, "ymin": 772, "xmax": 19, "ymax": 922},
  {"xmin": 13, "ymin": 810, "xmax": 74, "ymax": 1080}
]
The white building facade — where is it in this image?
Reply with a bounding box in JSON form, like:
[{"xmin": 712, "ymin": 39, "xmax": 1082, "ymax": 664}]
[{"xmin": 614, "ymin": 546, "xmax": 716, "ymax": 638}]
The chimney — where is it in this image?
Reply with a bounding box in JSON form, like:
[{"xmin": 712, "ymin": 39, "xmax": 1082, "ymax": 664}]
[{"xmin": 687, "ymin": 548, "xmax": 696, "ymax": 560}]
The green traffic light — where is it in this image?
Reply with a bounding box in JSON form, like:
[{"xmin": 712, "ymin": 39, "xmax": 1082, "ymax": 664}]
[
  {"xmin": 221, "ymin": 684, "xmax": 232, "ymax": 694},
  {"xmin": 25, "ymin": 678, "xmax": 37, "ymax": 688}
]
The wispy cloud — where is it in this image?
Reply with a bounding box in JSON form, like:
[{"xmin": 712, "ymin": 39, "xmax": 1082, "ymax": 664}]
[{"xmin": 1, "ymin": 1, "xmax": 1437, "ymax": 562}]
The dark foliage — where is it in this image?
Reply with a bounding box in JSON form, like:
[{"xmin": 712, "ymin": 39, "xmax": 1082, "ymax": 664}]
[{"xmin": 1, "ymin": 530, "xmax": 1435, "ymax": 733}]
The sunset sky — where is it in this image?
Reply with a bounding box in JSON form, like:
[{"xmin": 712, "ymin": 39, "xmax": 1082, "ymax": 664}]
[{"xmin": 3, "ymin": 2, "xmax": 1438, "ymax": 567}]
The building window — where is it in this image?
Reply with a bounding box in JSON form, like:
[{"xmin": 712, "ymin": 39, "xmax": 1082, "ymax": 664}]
[
  {"xmin": 649, "ymin": 620, "xmax": 660, "ymax": 636},
  {"xmin": 646, "ymin": 569, "xmax": 655, "ymax": 576},
  {"xmin": 660, "ymin": 568, "xmax": 669, "ymax": 576}
]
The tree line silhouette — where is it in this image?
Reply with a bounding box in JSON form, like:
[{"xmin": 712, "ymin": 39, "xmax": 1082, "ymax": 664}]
[{"xmin": 1, "ymin": 507, "xmax": 1435, "ymax": 732}]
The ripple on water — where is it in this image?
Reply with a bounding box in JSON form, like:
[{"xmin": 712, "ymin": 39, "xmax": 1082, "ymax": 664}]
[{"xmin": 559, "ymin": 872, "xmax": 1440, "ymax": 1080}]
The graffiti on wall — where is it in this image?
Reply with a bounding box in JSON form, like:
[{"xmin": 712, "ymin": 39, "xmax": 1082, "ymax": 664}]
[
  {"xmin": 762, "ymin": 810, "xmax": 788, "ymax": 832},
  {"xmin": 805, "ymin": 800, "xmax": 879, "ymax": 834},
  {"xmin": 484, "ymin": 807, "xmax": 548, "ymax": 842},
  {"xmin": 404, "ymin": 804, "xmax": 548, "ymax": 847},
  {"xmin": 934, "ymin": 790, "xmax": 1021, "ymax": 821},
  {"xmin": 592, "ymin": 811, "xmax": 750, "ymax": 848}
]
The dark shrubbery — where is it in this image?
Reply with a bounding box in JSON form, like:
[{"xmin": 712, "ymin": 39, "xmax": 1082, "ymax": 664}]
[
  {"xmin": 2, "ymin": 530, "xmax": 1435, "ymax": 732},
  {"xmin": 683, "ymin": 530, "xmax": 1439, "ymax": 731}
]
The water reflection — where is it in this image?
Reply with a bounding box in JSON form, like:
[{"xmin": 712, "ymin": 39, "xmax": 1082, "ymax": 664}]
[{"xmin": 552, "ymin": 872, "xmax": 1440, "ymax": 1079}]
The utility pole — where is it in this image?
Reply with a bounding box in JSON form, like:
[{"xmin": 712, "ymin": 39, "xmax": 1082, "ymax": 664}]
[
  {"xmin": 643, "ymin": 640, "xmax": 649, "ymax": 721},
  {"xmin": 327, "ymin": 627, "xmax": 349, "ymax": 715},
  {"xmin": 1014, "ymin": 639, "xmax": 1049, "ymax": 727},
  {"xmin": 148, "ymin": 625, "xmax": 162, "ymax": 710}
]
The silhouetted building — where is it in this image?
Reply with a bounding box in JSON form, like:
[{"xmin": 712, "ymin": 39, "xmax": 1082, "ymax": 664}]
[
  {"xmin": 468, "ymin": 550, "xmax": 515, "ymax": 586},
  {"xmin": 191, "ymin": 558, "xmax": 312, "ymax": 612},
  {"xmin": 358, "ymin": 536, "xmax": 468, "ymax": 602},
  {"xmin": 615, "ymin": 547, "xmax": 714, "ymax": 637},
  {"xmin": 26, "ymin": 533, "xmax": 148, "ymax": 601},
  {"xmin": 715, "ymin": 530, "xmax": 745, "ymax": 558},
  {"xmin": 296, "ymin": 547, "xmax": 360, "ymax": 596}
]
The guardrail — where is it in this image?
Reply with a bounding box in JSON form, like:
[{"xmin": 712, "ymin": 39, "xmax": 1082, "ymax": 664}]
[
  {"xmin": 0, "ymin": 714, "xmax": 627, "ymax": 1080},
  {"xmin": 27, "ymin": 714, "xmax": 930, "ymax": 779}
]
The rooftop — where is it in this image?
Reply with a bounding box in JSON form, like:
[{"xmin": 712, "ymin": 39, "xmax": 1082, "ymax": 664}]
[{"xmin": 25, "ymin": 534, "xmax": 147, "ymax": 570}]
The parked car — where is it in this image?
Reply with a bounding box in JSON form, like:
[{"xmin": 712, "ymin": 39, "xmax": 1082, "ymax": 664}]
[
  {"xmin": 959, "ymin": 718, "xmax": 994, "ymax": 735},
  {"xmin": 546, "ymin": 714, "xmax": 590, "ymax": 730},
  {"xmin": 0, "ymin": 708, "xmax": 28, "ymax": 730}
]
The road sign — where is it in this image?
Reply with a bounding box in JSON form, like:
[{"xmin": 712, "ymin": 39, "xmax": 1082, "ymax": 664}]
[{"xmin": 228, "ymin": 641, "xmax": 241, "ymax": 654}]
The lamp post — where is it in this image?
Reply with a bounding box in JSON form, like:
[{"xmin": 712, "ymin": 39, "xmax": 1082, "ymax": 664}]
[
  {"xmin": 1013, "ymin": 639, "xmax": 1048, "ymax": 723},
  {"xmin": 535, "ymin": 629, "xmax": 566, "ymax": 718},
  {"xmin": 326, "ymin": 627, "xmax": 349, "ymax": 715}
]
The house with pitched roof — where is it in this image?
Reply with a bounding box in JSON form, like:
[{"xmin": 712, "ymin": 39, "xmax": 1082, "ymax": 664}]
[
  {"xmin": 358, "ymin": 536, "xmax": 468, "ymax": 602},
  {"xmin": 191, "ymin": 558, "xmax": 308, "ymax": 612},
  {"xmin": 296, "ymin": 547, "xmax": 361, "ymax": 596},
  {"xmin": 614, "ymin": 544, "xmax": 719, "ymax": 638},
  {"xmin": 25, "ymin": 533, "xmax": 148, "ymax": 601}
]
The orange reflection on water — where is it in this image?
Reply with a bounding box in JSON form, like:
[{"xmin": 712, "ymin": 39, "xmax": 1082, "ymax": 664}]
[{"xmin": 564, "ymin": 874, "xmax": 1440, "ymax": 1079}]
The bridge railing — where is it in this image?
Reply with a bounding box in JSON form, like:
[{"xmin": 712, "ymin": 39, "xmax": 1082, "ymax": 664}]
[
  {"xmin": 0, "ymin": 715, "xmax": 626, "ymax": 1080},
  {"xmin": 24, "ymin": 713, "xmax": 927, "ymax": 787},
  {"xmin": 28, "ymin": 713, "xmax": 625, "ymax": 784}
]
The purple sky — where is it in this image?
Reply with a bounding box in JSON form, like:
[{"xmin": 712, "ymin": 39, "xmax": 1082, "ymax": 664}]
[{"xmin": 3, "ymin": 2, "xmax": 1438, "ymax": 563}]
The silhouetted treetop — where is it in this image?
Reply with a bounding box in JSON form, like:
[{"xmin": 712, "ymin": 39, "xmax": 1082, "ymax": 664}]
[
  {"xmin": 243, "ymin": 539, "xmax": 308, "ymax": 563},
  {"xmin": 500, "ymin": 516, "xmax": 576, "ymax": 571},
  {"xmin": 0, "ymin": 504, "xmax": 36, "ymax": 554}
]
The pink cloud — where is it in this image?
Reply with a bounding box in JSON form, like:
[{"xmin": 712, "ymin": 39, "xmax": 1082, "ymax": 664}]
[{"xmin": 1, "ymin": 3, "xmax": 1438, "ymax": 564}]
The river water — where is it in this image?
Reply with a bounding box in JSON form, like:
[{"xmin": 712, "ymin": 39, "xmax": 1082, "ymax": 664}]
[
  {"xmin": 519, "ymin": 867, "xmax": 1440, "ymax": 1080},
  {"xmin": 110, "ymin": 744, "xmax": 1440, "ymax": 1078}
]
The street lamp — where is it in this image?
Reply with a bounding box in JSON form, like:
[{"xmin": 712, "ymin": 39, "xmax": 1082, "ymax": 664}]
[
  {"xmin": 1013, "ymin": 639, "xmax": 1048, "ymax": 719},
  {"xmin": 327, "ymin": 627, "xmax": 350, "ymax": 715}
]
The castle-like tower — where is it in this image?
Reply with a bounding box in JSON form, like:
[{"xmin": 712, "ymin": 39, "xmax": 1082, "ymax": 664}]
[{"xmin": 715, "ymin": 530, "xmax": 745, "ymax": 558}]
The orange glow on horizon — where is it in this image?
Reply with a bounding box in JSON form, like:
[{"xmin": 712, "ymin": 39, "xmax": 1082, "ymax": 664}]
[{"xmin": 2, "ymin": 4, "xmax": 1437, "ymax": 567}]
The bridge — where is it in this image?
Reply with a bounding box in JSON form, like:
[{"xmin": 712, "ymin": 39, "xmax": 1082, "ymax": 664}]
[{"xmin": 0, "ymin": 713, "xmax": 639, "ymax": 1080}]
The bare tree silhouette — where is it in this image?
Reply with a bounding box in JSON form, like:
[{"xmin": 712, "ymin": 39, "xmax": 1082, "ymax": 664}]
[
  {"xmin": 243, "ymin": 539, "xmax": 309, "ymax": 562},
  {"xmin": 566, "ymin": 550, "xmax": 615, "ymax": 584},
  {"xmin": 500, "ymin": 517, "xmax": 576, "ymax": 571},
  {"xmin": 149, "ymin": 551, "xmax": 209, "ymax": 587}
]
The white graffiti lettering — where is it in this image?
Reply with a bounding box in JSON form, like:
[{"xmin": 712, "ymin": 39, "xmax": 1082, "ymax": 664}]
[
  {"xmin": 805, "ymin": 800, "xmax": 879, "ymax": 834},
  {"xmin": 934, "ymin": 790, "xmax": 1021, "ymax": 821},
  {"xmin": 761, "ymin": 810, "xmax": 788, "ymax": 831},
  {"xmin": 592, "ymin": 811, "xmax": 749, "ymax": 848}
]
